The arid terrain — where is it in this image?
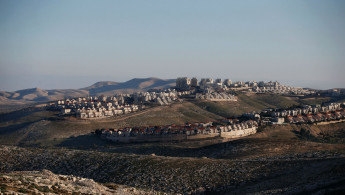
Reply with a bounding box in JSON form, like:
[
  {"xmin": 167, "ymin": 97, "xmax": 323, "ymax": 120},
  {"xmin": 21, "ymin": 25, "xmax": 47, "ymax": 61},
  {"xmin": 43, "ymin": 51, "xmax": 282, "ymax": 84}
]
[
  {"xmin": 1, "ymin": 124, "xmax": 345, "ymax": 194},
  {"xmin": 0, "ymin": 87, "xmax": 345, "ymax": 194},
  {"xmin": 3, "ymin": 0, "xmax": 345, "ymax": 193},
  {"xmin": 0, "ymin": 170, "xmax": 165, "ymax": 194},
  {"xmin": 0, "ymin": 78, "xmax": 175, "ymax": 112}
]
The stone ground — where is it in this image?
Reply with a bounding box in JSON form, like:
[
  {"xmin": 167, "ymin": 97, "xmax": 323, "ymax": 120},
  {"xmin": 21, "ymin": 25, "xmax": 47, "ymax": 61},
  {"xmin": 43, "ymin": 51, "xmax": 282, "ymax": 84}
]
[
  {"xmin": 0, "ymin": 146, "xmax": 345, "ymax": 194},
  {"xmin": 1, "ymin": 123, "xmax": 345, "ymax": 194},
  {"xmin": 0, "ymin": 169, "xmax": 166, "ymax": 195}
]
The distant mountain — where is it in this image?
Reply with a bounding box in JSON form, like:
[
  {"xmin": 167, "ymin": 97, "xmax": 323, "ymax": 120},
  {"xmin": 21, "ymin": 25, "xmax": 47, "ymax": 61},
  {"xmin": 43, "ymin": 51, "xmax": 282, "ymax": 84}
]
[
  {"xmin": 83, "ymin": 77, "xmax": 175, "ymax": 96},
  {"xmin": 82, "ymin": 81, "xmax": 119, "ymax": 91},
  {"xmin": 0, "ymin": 77, "xmax": 176, "ymax": 104},
  {"xmin": 0, "ymin": 88, "xmax": 89, "ymax": 103}
]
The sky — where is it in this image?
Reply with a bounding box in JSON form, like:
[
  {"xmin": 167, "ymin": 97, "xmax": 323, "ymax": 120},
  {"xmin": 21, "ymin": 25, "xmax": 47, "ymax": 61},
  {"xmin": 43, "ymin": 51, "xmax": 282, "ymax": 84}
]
[{"xmin": 1, "ymin": 0, "xmax": 344, "ymax": 91}]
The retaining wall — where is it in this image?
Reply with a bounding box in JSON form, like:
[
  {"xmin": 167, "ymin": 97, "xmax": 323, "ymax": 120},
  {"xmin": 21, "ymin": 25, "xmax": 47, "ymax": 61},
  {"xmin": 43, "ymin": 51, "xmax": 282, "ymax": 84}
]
[
  {"xmin": 106, "ymin": 134, "xmax": 187, "ymax": 143},
  {"xmin": 220, "ymin": 127, "xmax": 257, "ymax": 138},
  {"xmin": 105, "ymin": 127, "xmax": 257, "ymax": 143}
]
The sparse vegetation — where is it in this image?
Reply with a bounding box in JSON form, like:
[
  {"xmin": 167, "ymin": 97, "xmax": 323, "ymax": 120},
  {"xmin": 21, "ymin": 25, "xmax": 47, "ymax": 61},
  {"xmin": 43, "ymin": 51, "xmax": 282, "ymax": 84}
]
[
  {"xmin": 293, "ymin": 123, "xmax": 345, "ymax": 144},
  {"xmin": 0, "ymin": 169, "xmax": 159, "ymax": 194},
  {"xmin": 0, "ymin": 137, "xmax": 344, "ymax": 194},
  {"xmin": 192, "ymin": 93, "xmax": 299, "ymax": 118},
  {"xmin": 0, "ymin": 93, "xmax": 345, "ymax": 194},
  {"xmin": 299, "ymin": 97, "xmax": 331, "ymax": 105},
  {"xmin": 253, "ymin": 94, "xmax": 299, "ymax": 108}
]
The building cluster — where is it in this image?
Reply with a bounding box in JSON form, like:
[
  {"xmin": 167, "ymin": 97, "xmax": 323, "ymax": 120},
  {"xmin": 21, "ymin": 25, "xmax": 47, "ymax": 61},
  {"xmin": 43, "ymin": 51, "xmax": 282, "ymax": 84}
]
[
  {"xmin": 251, "ymin": 81, "xmax": 314, "ymax": 95},
  {"xmin": 242, "ymin": 111, "xmax": 261, "ymax": 120},
  {"xmin": 176, "ymin": 90, "xmax": 194, "ymax": 96},
  {"xmin": 53, "ymin": 89, "xmax": 180, "ymax": 118},
  {"xmin": 53, "ymin": 96, "xmax": 141, "ymax": 119},
  {"xmin": 224, "ymin": 80, "xmax": 314, "ymax": 95},
  {"xmin": 242, "ymin": 102, "xmax": 345, "ymax": 125},
  {"xmin": 270, "ymin": 102, "xmax": 345, "ymax": 124},
  {"xmin": 176, "ymin": 77, "xmax": 315, "ymax": 95},
  {"xmin": 96, "ymin": 101, "xmax": 345, "ymax": 142},
  {"xmin": 176, "ymin": 77, "xmax": 230, "ymax": 90},
  {"xmin": 271, "ymin": 103, "xmax": 344, "ymax": 117},
  {"xmin": 99, "ymin": 119, "xmax": 258, "ymax": 138},
  {"xmin": 195, "ymin": 92, "xmax": 237, "ymax": 101},
  {"xmin": 231, "ymin": 80, "xmax": 315, "ymax": 95},
  {"xmin": 76, "ymin": 104, "xmax": 139, "ymax": 119},
  {"xmin": 133, "ymin": 89, "xmax": 178, "ymax": 105},
  {"xmin": 176, "ymin": 77, "xmax": 237, "ymax": 100},
  {"xmin": 285, "ymin": 109, "xmax": 345, "ymax": 124}
]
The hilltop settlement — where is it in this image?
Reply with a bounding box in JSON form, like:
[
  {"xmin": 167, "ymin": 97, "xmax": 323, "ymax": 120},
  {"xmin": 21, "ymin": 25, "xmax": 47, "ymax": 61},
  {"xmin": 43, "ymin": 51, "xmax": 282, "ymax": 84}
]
[{"xmin": 48, "ymin": 77, "xmax": 345, "ymax": 143}]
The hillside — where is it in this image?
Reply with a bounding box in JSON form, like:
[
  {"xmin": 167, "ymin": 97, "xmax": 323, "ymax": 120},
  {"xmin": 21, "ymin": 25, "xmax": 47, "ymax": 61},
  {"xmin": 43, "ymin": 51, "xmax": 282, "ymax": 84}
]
[
  {"xmin": 0, "ymin": 95, "xmax": 345, "ymax": 193},
  {"xmin": 0, "ymin": 170, "xmax": 162, "ymax": 194},
  {"xmin": 192, "ymin": 93, "xmax": 300, "ymax": 118},
  {"xmin": 1, "ymin": 123, "xmax": 345, "ymax": 194},
  {"xmin": 0, "ymin": 101, "xmax": 223, "ymax": 147},
  {"xmin": 0, "ymin": 93, "xmax": 338, "ymax": 147}
]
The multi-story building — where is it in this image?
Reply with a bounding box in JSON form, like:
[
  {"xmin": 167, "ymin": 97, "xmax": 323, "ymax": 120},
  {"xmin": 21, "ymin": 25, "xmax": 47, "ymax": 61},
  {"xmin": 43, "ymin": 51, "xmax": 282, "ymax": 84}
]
[{"xmin": 176, "ymin": 77, "xmax": 191, "ymax": 90}]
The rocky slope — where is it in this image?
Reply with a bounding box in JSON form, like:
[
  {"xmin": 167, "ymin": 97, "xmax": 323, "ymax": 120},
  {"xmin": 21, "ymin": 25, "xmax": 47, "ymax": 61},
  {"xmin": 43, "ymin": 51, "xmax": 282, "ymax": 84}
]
[
  {"xmin": 0, "ymin": 145, "xmax": 344, "ymax": 194},
  {"xmin": 0, "ymin": 169, "xmax": 164, "ymax": 194}
]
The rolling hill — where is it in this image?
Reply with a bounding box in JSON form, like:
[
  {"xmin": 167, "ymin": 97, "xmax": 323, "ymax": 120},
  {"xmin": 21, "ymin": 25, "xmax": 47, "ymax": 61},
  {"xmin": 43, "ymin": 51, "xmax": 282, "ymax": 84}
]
[
  {"xmin": 1, "ymin": 82, "xmax": 345, "ymax": 194},
  {"xmin": 0, "ymin": 101, "xmax": 223, "ymax": 146},
  {"xmin": 191, "ymin": 93, "xmax": 300, "ymax": 118},
  {"xmin": 82, "ymin": 77, "xmax": 175, "ymax": 96},
  {"xmin": 0, "ymin": 77, "xmax": 176, "ymax": 106}
]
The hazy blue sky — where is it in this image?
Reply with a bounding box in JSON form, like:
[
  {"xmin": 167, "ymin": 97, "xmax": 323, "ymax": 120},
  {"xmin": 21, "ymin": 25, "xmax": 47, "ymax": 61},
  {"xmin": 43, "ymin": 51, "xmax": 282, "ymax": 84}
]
[{"xmin": 1, "ymin": 0, "xmax": 344, "ymax": 91}]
